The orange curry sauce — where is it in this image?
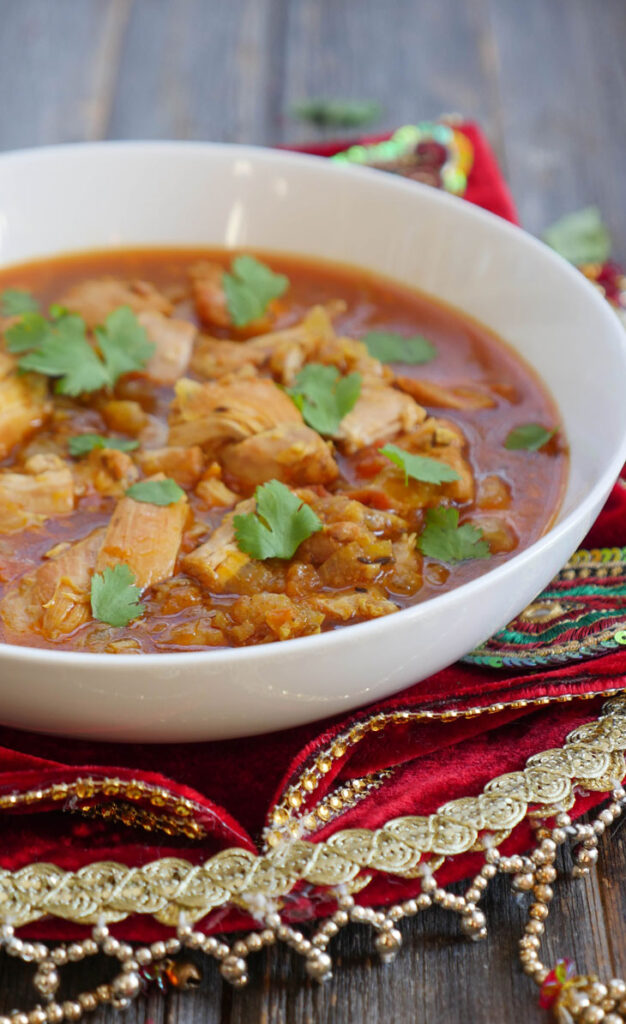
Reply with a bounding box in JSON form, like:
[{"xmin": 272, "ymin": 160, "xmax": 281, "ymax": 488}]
[{"xmin": 0, "ymin": 249, "xmax": 567, "ymax": 653}]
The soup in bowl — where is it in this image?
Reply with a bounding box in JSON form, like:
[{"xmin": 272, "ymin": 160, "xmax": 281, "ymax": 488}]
[{"xmin": 0, "ymin": 142, "xmax": 622, "ymax": 741}]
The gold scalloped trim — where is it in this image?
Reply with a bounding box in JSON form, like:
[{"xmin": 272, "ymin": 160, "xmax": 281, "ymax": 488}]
[{"xmin": 1, "ymin": 694, "xmax": 625, "ymax": 928}]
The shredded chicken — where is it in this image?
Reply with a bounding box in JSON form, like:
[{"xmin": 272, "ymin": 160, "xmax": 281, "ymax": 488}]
[
  {"xmin": 96, "ymin": 474, "xmax": 188, "ymax": 589},
  {"xmin": 60, "ymin": 277, "xmax": 172, "ymax": 328},
  {"xmin": 0, "ymin": 374, "xmax": 51, "ymax": 461},
  {"xmin": 136, "ymin": 445, "xmax": 204, "ymax": 489},
  {"xmin": 395, "ymin": 376, "xmax": 496, "ymax": 411},
  {"xmin": 335, "ymin": 384, "xmax": 426, "ymax": 453},
  {"xmin": 0, "ymin": 454, "xmax": 74, "ymax": 533},
  {"xmin": 137, "ymin": 311, "xmax": 196, "ymax": 385},
  {"xmin": 221, "ymin": 423, "xmax": 338, "ymax": 489},
  {"xmin": 182, "ymin": 500, "xmax": 253, "ymax": 591}
]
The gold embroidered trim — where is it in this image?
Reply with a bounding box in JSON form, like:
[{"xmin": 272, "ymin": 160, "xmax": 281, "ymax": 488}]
[
  {"xmin": 263, "ymin": 686, "xmax": 625, "ymax": 848},
  {"xmin": 1, "ymin": 694, "xmax": 625, "ymax": 928}
]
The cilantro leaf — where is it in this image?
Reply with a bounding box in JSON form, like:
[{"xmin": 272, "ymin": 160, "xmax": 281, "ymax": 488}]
[
  {"xmin": 417, "ymin": 506, "xmax": 490, "ymax": 564},
  {"xmin": 234, "ymin": 479, "xmax": 322, "ymax": 560},
  {"xmin": 542, "ymin": 207, "xmax": 611, "ymax": 265},
  {"xmin": 17, "ymin": 312, "xmax": 111, "ymax": 396},
  {"xmin": 95, "ymin": 306, "xmax": 155, "ymax": 381},
  {"xmin": 223, "ymin": 255, "xmax": 289, "ymax": 327},
  {"xmin": 1, "ymin": 288, "xmax": 39, "ymax": 317},
  {"xmin": 363, "ymin": 331, "xmax": 437, "ymax": 365},
  {"xmin": 288, "ymin": 363, "xmax": 361, "ymax": 436},
  {"xmin": 68, "ymin": 433, "xmax": 139, "ymax": 457},
  {"xmin": 5, "ymin": 312, "xmax": 51, "ymax": 353},
  {"xmin": 290, "ymin": 98, "xmax": 382, "ymax": 128},
  {"xmin": 90, "ymin": 563, "xmax": 145, "ymax": 627},
  {"xmin": 504, "ymin": 424, "xmax": 557, "ymax": 451},
  {"xmin": 380, "ymin": 443, "xmax": 460, "ymax": 485},
  {"xmin": 126, "ymin": 478, "xmax": 185, "ymax": 506}
]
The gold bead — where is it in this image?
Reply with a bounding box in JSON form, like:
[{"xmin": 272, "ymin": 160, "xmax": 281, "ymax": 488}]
[
  {"xmin": 61, "ymin": 1002, "xmax": 82, "ymax": 1021},
  {"xmin": 525, "ymin": 920, "xmax": 544, "ymax": 937},
  {"xmin": 317, "ymin": 805, "xmax": 331, "ymax": 821},
  {"xmin": 271, "ymin": 806, "xmax": 289, "ymax": 826},
  {"xmin": 331, "ymin": 742, "xmax": 347, "ymax": 758},
  {"xmin": 266, "ymin": 830, "xmax": 283, "ymax": 847},
  {"xmin": 288, "ymin": 791, "xmax": 303, "ymax": 808},
  {"xmin": 529, "ymin": 903, "xmax": 549, "ymax": 921},
  {"xmin": 375, "ymin": 927, "xmax": 402, "ymax": 962},
  {"xmin": 317, "ymin": 757, "xmax": 332, "ymax": 773},
  {"xmin": 578, "ymin": 1006, "xmax": 606, "ymax": 1023},
  {"xmin": 78, "ymin": 994, "xmax": 98, "ymax": 1013},
  {"xmin": 512, "ymin": 873, "xmax": 534, "ymax": 892},
  {"xmin": 302, "ymin": 774, "xmax": 318, "ymax": 792},
  {"xmin": 533, "ymin": 884, "xmax": 554, "ymax": 903}
]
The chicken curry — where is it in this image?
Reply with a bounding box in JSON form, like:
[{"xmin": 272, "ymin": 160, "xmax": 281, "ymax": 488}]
[{"xmin": 0, "ymin": 249, "xmax": 566, "ymax": 654}]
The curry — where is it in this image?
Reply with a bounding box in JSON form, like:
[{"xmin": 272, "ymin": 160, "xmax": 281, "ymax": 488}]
[{"xmin": 0, "ymin": 249, "xmax": 566, "ymax": 653}]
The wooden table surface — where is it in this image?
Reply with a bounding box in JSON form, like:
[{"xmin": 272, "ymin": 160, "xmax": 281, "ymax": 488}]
[{"xmin": 0, "ymin": 1, "xmax": 625, "ymax": 1021}]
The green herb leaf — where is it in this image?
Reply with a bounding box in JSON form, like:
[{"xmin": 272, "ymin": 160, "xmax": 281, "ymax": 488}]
[
  {"xmin": 0, "ymin": 288, "xmax": 39, "ymax": 317},
  {"xmin": 90, "ymin": 563, "xmax": 145, "ymax": 627},
  {"xmin": 504, "ymin": 424, "xmax": 557, "ymax": 452},
  {"xmin": 95, "ymin": 306, "xmax": 155, "ymax": 381},
  {"xmin": 417, "ymin": 506, "xmax": 490, "ymax": 564},
  {"xmin": 125, "ymin": 478, "xmax": 185, "ymax": 506},
  {"xmin": 17, "ymin": 312, "xmax": 111, "ymax": 396},
  {"xmin": 542, "ymin": 207, "xmax": 611, "ymax": 265},
  {"xmin": 380, "ymin": 443, "xmax": 460, "ymax": 485},
  {"xmin": 363, "ymin": 330, "xmax": 437, "ymax": 365},
  {"xmin": 288, "ymin": 363, "xmax": 361, "ymax": 436},
  {"xmin": 5, "ymin": 312, "xmax": 51, "ymax": 353},
  {"xmin": 68, "ymin": 433, "xmax": 139, "ymax": 457},
  {"xmin": 290, "ymin": 98, "xmax": 382, "ymax": 128},
  {"xmin": 223, "ymin": 255, "xmax": 289, "ymax": 327},
  {"xmin": 234, "ymin": 479, "xmax": 323, "ymax": 560}
]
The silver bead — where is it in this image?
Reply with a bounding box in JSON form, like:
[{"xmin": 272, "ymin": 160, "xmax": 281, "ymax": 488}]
[
  {"xmin": 608, "ymin": 979, "xmax": 626, "ymax": 1000},
  {"xmin": 50, "ymin": 947, "xmax": 68, "ymax": 966},
  {"xmin": 512, "ymin": 873, "xmax": 534, "ymax": 893},
  {"xmin": 305, "ymin": 951, "xmax": 332, "ymax": 982},
  {"xmin": 135, "ymin": 947, "xmax": 153, "ymax": 966},
  {"xmin": 551, "ymin": 827, "xmax": 567, "ymax": 844},
  {"xmin": 150, "ymin": 940, "xmax": 167, "ymax": 959},
  {"xmin": 61, "ymin": 1002, "xmax": 82, "ymax": 1021},
  {"xmin": 34, "ymin": 965, "xmax": 60, "ymax": 996},
  {"xmin": 91, "ymin": 924, "xmax": 109, "ymax": 943},
  {"xmin": 220, "ymin": 954, "xmax": 248, "ymax": 984},
  {"xmin": 577, "ymin": 847, "xmax": 599, "ymax": 867},
  {"xmin": 578, "ymin": 1006, "xmax": 606, "ymax": 1023},
  {"xmin": 461, "ymin": 910, "xmax": 486, "ymax": 939},
  {"xmin": 0, "ymin": 923, "xmax": 14, "ymax": 942},
  {"xmin": 481, "ymin": 863, "xmax": 497, "ymax": 879},
  {"xmin": 246, "ymin": 932, "xmax": 264, "ymax": 952},
  {"xmin": 375, "ymin": 927, "xmax": 402, "ymax": 963},
  {"xmin": 402, "ymin": 900, "xmax": 418, "ymax": 916},
  {"xmin": 112, "ymin": 971, "xmax": 141, "ymax": 999},
  {"xmin": 28, "ymin": 1010, "xmax": 48, "ymax": 1024},
  {"xmin": 165, "ymin": 938, "xmax": 181, "ymax": 955},
  {"xmin": 604, "ymin": 1015, "xmax": 623, "ymax": 1024}
]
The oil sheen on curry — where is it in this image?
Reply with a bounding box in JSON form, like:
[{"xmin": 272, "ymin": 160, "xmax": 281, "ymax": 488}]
[{"xmin": 0, "ymin": 249, "xmax": 566, "ymax": 654}]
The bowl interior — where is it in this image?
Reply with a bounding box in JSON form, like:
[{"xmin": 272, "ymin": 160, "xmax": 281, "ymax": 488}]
[{"xmin": 1, "ymin": 141, "xmax": 623, "ymax": 533}]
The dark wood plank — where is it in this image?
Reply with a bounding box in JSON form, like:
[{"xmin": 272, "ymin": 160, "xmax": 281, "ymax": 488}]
[
  {"xmin": 107, "ymin": 0, "xmax": 282, "ymax": 145},
  {"xmin": 280, "ymin": 0, "xmax": 505, "ymax": 155},
  {"xmin": 489, "ymin": 0, "xmax": 626, "ymax": 258},
  {"xmin": 0, "ymin": 0, "xmax": 132, "ymax": 150}
]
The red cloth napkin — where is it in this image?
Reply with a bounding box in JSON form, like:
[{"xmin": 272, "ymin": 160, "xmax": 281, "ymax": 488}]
[{"xmin": 1, "ymin": 123, "xmax": 624, "ymax": 942}]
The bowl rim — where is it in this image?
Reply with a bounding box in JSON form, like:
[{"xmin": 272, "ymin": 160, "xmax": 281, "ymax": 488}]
[{"xmin": 0, "ymin": 138, "xmax": 624, "ymax": 668}]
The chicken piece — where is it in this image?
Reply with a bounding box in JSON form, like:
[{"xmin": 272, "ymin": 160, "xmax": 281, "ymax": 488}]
[
  {"xmin": 1, "ymin": 528, "xmax": 105, "ymax": 639},
  {"xmin": 96, "ymin": 474, "xmax": 188, "ymax": 589},
  {"xmin": 387, "ymin": 534, "xmax": 423, "ymax": 596},
  {"xmin": 221, "ymin": 423, "xmax": 338, "ymax": 489},
  {"xmin": 190, "ymin": 337, "xmax": 265, "ymax": 380},
  {"xmin": 395, "ymin": 376, "xmax": 496, "ymax": 411},
  {"xmin": 317, "ymin": 537, "xmax": 394, "ymax": 588},
  {"xmin": 335, "ymin": 384, "xmax": 426, "ymax": 454},
  {"xmin": 182, "ymin": 500, "xmax": 253, "ymax": 592},
  {"xmin": 189, "ymin": 261, "xmax": 278, "ymax": 335},
  {"xmin": 0, "ymin": 350, "xmax": 16, "ymax": 380},
  {"xmin": 168, "ymin": 377, "xmax": 302, "ymax": 452},
  {"xmin": 315, "ymin": 332, "xmax": 392, "ymax": 383},
  {"xmin": 250, "ymin": 305, "xmax": 339, "ymax": 385},
  {"xmin": 0, "ymin": 374, "xmax": 51, "ymax": 460},
  {"xmin": 136, "ymin": 445, "xmax": 204, "ymax": 489},
  {"xmin": 307, "ymin": 588, "xmax": 397, "ymax": 623},
  {"xmin": 137, "ymin": 311, "xmax": 197, "ymax": 385},
  {"xmin": 294, "ymin": 490, "xmax": 407, "ymax": 566},
  {"xmin": 0, "ymin": 454, "xmax": 74, "ymax": 533},
  {"xmin": 74, "ymin": 448, "xmax": 139, "ymax": 497},
  {"xmin": 59, "ymin": 277, "xmax": 172, "ymax": 328},
  {"xmin": 225, "ymin": 592, "xmax": 325, "ymax": 644},
  {"xmin": 196, "ymin": 476, "xmax": 239, "ymax": 508}
]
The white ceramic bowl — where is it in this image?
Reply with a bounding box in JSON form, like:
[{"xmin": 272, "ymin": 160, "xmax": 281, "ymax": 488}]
[{"xmin": 0, "ymin": 142, "xmax": 624, "ymax": 742}]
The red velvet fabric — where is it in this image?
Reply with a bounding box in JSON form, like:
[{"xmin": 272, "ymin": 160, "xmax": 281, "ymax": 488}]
[{"xmin": 2, "ymin": 123, "xmax": 624, "ymax": 940}]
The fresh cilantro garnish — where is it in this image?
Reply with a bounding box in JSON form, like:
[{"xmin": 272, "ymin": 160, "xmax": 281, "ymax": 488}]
[
  {"xmin": 68, "ymin": 434, "xmax": 139, "ymax": 457},
  {"xmin": 380, "ymin": 443, "xmax": 460, "ymax": 485},
  {"xmin": 0, "ymin": 288, "xmax": 39, "ymax": 317},
  {"xmin": 288, "ymin": 363, "xmax": 361, "ymax": 436},
  {"xmin": 16, "ymin": 311, "xmax": 111, "ymax": 396},
  {"xmin": 234, "ymin": 479, "xmax": 322, "ymax": 560},
  {"xmin": 223, "ymin": 255, "xmax": 289, "ymax": 327},
  {"xmin": 125, "ymin": 478, "xmax": 185, "ymax": 506},
  {"xmin": 504, "ymin": 424, "xmax": 557, "ymax": 451},
  {"xmin": 362, "ymin": 330, "xmax": 437, "ymax": 365},
  {"xmin": 5, "ymin": 312, "xmax": 51, "ymax": 352},
  {"xmin": 95, "ymin": 306, "xmax": 155, "ymax": 381},
  {"xmin": 90, "ymin": 563, "xmax": 145, "ymax": 627},
  {"xmin": 542, "ymin": 207, "xmax": 611, "ymax": 265},
  {"xmin": 290, "ymin": 98, "xmax": 382, "ymax": 128},
  {"xmin": 417, "ymin": 506, "xmax": 490, "ymax": 564},
  {"xmin": 6, "ymin": 305, "xmax": 153, "ymax": 396}
]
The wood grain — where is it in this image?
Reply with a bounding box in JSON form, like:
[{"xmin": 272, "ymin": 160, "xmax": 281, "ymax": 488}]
[{"xmin": 0, "ymin": 0, "xmax": 624, "ymax": 1020}]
